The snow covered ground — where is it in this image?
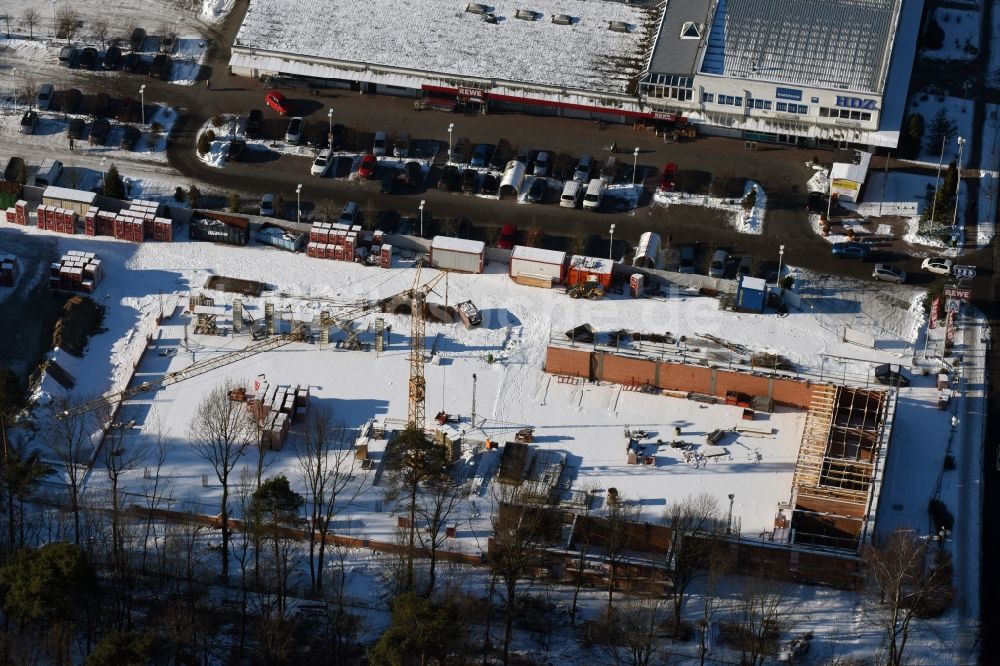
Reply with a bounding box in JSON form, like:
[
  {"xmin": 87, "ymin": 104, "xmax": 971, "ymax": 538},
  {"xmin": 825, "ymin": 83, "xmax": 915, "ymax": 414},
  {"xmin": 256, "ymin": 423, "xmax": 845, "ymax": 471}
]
[
  {"xmin": 907, "ymin": 92, "xmax": 974, "ymax": 165},
  {"xmin": 234, "ymin": 0, "xmax": 656, "ymax": 95},
  {"xmin": 652, "ymin": 180, "xmax": 767, "ymax": 234},
  {"xmin": 921, "ymin": 7, "xmax": 980, "ymax": 61}
]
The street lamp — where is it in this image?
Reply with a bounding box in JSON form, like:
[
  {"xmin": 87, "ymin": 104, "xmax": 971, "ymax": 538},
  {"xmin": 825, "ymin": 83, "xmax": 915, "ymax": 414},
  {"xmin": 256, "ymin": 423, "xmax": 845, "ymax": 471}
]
[
  {"xmin": 951, "ymin": 136, "xmax": 966, "ymax": 235},
  {"xmin": 727, "ymin": 494, "xmax": 735, "ymax": 534},
  {"xmin": 139, "ymin": 84, "xmax": 146, "ymax": 125},
  {"xmin": 776, "ymin": 244, "xmax": 785, "ymax": 288},
  {"xmin": 11, "ymin": 68, "xmax": 16, "ymax": 111},
  {"xmin": 419, "ymin": 200, "xmax": 426, "ymax": 238},
  {"xmin": 327, "ymin": 108, "xmax": 333, "ymax": 144},
  {"xmin": 632, "ymin": 147, "xmax": 640, "ymax": 185},
  {"xmin": 99, "ymin": 157, "xmax": 107, "ymax": 190},
  {"xmin": 608, "ymin": 223, "xmax": 616, "ymax": 262},
  {"xmin": 295, "ymin": 183, "xmax": 302, "ymax": 224},
  {"xmin": 447, "ymin": 123, "xmax": 454, "ymax": 161}
]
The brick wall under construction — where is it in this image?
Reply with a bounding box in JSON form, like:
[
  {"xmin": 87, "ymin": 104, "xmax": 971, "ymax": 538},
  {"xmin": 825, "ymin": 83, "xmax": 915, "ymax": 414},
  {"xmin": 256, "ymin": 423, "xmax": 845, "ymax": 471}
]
[{"xmin": 545, "ymin": 345, "xmax": 816, "ymax": 409}]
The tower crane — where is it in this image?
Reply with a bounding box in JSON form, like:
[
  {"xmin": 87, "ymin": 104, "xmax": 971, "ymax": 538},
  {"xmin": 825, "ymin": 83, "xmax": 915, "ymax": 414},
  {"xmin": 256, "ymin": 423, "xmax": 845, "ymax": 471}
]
[{"xmin": 406, "ymin": 268, "xmax": 446, "ymax": 429}]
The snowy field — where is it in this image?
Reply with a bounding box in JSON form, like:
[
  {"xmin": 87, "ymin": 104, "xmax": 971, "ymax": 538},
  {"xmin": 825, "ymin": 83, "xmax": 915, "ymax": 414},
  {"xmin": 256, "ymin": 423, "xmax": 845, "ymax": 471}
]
[
  {"xmin": 233, "ymin": 0, "xmax": 657, "ymax": 94},
  {"xmin": 652, "ymin": 180, "xmax": 767, "ymax": 234},
  {"xmin": 906, "ymin": 92, "xmax": 974, "ymax": 164},
  {"xmin": 921, "ymin": 8, "xmax": 981, "ymax": 61}
]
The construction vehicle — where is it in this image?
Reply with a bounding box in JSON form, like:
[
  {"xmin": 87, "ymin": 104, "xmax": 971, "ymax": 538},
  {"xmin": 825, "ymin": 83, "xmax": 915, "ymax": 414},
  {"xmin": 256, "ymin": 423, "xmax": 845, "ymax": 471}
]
[{"xmin": 566, "ymin": 277, "xmax": 605, "ymax": 300}]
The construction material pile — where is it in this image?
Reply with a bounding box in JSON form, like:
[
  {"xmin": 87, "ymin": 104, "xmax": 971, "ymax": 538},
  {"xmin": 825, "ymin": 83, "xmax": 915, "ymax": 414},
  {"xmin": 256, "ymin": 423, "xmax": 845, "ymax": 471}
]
[
  {"xmin": 245, "ymin": 380, "xmax": 310, "ymax": 451},
  {"xmin": 49, "ymin": 251, "xmax": 102, "ymax": 294},
  {"xmin": 306, "ymin": 222, "xmax": 391, "ymax": 267}
]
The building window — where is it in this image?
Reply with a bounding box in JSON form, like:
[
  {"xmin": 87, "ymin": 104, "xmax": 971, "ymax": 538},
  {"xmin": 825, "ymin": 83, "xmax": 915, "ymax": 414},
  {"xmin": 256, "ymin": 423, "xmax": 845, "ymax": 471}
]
[
  {"xmin": 861, "ymin": 112, "xmax": 871, "ymax": 121},
  {"xmin": 702, "ymin": 92, "xmax": 715, "ymax": 103},
  {"xmin": 776, "ymin": 102, "xmax": 787, "ymax": 112}
]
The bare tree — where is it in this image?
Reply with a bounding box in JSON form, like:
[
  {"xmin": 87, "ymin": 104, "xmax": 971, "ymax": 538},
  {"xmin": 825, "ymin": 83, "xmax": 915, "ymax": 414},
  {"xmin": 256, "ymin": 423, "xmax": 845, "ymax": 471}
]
[
  {"xmin": 139, "ymin": 429, "xmax": 173, "ymax": 572},
  {"xmin": 697, "ymin": 538, "xmax": 735, "ymax": 665},
  {"xmin": 603, "ymin": 495, "xmax": 641, "ymax": 613},
  {"xmin": 92, "ymin": 18, "xmax": 109, "ymax": 49},
  {"xmin": 664, "ymin": 493, "xmax": 722, "ymax": 637},
  {"xmin": 864, "ymin": 528, "xmax": 953, "ymax": 666},
  {"xmin": 601, "ymin": 596, "xmax": 667, "ymax": 666},
  {"xmin": 188, "ymin": 381, "xmax": 256, "ymax": 579},
  {"xmin": 21, "ymin": 8, "xmax": 39, "ymax": 39},
  {"xmin": 415, "ymin": 478, "xmax": 466, "ymax": 596},
  {"xmin": 296, "ymin": 406, "xmax": 365, "ymax": 593},
  {"xmin": 55, "ymin": 7, "xmax": 79, "ymax": 42},
  {"xmin": 93, "ymin": 401, "xmax": 147, "ymax": 564},
  {"xmin": 46, "ymin": 399, "xmax": 94, "ymax": 544},
  {"xmin": 729, "ymin": 575, "xmax": 791, "ymax": 666},
  {"xmin": 1, "ymin": 13, "xmax": 10, "ymax": 38}
]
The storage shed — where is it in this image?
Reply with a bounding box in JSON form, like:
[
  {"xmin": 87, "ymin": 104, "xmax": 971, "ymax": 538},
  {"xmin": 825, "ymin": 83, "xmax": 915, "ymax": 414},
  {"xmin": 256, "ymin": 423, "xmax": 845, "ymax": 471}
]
[
  {"xmin": 42, "ymin": 186, "xmax": 97, "ymax": 216},
  {"xmin": 498, "ymin": 160, "xmax": 526, "ymax": 199},
  {"xmin": 632, "ymin": 231, "xmax": 661, "ymax": 269},
  {"xmin": 735, "ymin": 275, "xmax": 766, "ymax": 313},
  {"xmin": 510, "ymin": 245, "xmax": 566, "ymax": 287},
  {"xmin": 566, "ymin": 255, "xmax": 613, "ymax": 289},
  {"xmin": 430, "ymin": 236, "xmax": 485, "ymax": 273}
]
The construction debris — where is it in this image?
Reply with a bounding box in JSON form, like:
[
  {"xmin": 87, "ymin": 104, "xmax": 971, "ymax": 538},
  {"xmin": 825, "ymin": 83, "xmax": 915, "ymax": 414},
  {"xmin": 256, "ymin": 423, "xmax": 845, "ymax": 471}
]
[{"xmin": 750, "ymin": 352, "xmax": 795, "ymax": 371}]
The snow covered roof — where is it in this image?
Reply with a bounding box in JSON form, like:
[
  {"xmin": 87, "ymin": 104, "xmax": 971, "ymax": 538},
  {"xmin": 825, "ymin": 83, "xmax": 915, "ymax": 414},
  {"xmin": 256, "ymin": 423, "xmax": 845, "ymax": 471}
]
[
  {"xmin": 700, "ymin": 0, "xmax": 901, "ymax": 94},
  {"xmin": 42, "ymin": 186, "xmax": 97, "ymax": 204},
  {"xmin": 234, "ymin": 0, "xmax": 657, "ymax": 94},
  {"xmin": 568, "ymin": 255, "xmax": 613, "ymax": 275},
  {"xmin": 431, "ymin": 236, "xmax": 486, "ymax": 254},
  {"xmin": 831, "ymin": 150, "xmax": 872, "ymax": 184},
  {"xmin": 511, "ymin": 245, "xmax": 566, "ymax": 265},
  {"xmin": 739, "ymin": 276, "xmax": 767, "ymax": 291}
]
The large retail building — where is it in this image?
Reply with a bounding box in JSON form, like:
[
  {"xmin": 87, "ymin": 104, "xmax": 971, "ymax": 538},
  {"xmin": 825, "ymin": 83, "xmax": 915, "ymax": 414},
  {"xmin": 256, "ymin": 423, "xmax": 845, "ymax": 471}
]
[{"xmin": 229, "ymin": 0, "xmax": 923, "ymax": 148}]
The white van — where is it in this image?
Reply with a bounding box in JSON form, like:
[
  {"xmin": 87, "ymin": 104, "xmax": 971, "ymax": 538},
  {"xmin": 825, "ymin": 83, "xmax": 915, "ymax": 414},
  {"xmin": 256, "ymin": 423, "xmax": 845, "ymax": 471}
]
[
  {"xmin": 34, "ymin": 159, "xmax": 63, "ymax": 187},
  {"xmin": 582, "ymin": 178, "xmax": 605, "ymax": 211},
  {"xmin": 560, "ymin": 180, "xmax": 583, "ymax": 208}
]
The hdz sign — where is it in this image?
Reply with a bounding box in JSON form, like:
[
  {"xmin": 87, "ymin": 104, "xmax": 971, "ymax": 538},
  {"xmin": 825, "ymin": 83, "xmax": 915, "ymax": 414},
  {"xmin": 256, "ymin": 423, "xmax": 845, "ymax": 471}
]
[
  {"xmin": 953, "ymin": 265, "xmax": 977, "ymax": 280},
  {"xmin": 835, "ymin": 96, "xmax": 877, "ymax": 110}
]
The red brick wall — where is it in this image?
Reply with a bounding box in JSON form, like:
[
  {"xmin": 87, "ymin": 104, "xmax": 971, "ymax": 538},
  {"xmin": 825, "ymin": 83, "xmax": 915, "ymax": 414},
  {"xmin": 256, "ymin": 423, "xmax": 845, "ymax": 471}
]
[
  {"xmin": 658, "ymin": 362, "xmax": 713, "ymax": 395},
  {"xmin": 545, "ymin": 346, "xmax": 591, "ymax": 378},
  {"xmin": 600, "ymin": 355, "xmax": 658, "ymax": 386}
]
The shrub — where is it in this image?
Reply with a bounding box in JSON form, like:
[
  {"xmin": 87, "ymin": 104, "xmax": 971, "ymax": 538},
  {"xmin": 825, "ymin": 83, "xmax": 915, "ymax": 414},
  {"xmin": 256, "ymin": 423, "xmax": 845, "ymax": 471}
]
[
  {"xmin": 227, "ymin": 193, "xmax": 240, "ymax": 213},
  {"xmin": 196, "ymin": 133, "xmax": 210, "ymax": 156},
  {"xmin": 210, "ymin": 114, "xmax": 225, "ymax": 128},
  {"xmin": 174, "ymin": 186, "xmax": 185, "ymax": 202},
  {"xmin": 928, "ymin": 498, "xmax": 954, "ymax": 533}
]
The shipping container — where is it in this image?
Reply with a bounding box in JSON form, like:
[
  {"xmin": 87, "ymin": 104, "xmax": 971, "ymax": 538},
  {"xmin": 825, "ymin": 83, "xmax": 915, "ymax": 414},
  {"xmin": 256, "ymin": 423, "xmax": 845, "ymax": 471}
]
[
  {"xmin": 189, "ymin": 215, "xmax": 249, "ymax": 245},
  {"xmin": 566, "ymin": 255, "xmax": 614, "ymax": 289},
  {"xmin": 735, "ymin": 275, "xmax": 766, "ymax": 313},
  {"xmin": 256, "ymin": 223, "xmax": 306, "ymax": 252},
  {"xmin": 430, "ymin": 236, "xmax": 485, "ymax": 273},
  {"xmin": 510, "ymin": 245, "xmax": 566, "ymax": 284}
]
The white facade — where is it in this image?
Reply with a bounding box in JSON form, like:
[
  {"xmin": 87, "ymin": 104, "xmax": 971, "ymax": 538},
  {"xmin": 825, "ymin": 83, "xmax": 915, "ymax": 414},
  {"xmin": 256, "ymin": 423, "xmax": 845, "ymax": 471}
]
[
  {"xmin": 430, "ymin": 236, "xmax": 485, "ymax": 274},
  {"xmin": 510, "ymin": 246, "xmax": 567, "ymax": 282}
]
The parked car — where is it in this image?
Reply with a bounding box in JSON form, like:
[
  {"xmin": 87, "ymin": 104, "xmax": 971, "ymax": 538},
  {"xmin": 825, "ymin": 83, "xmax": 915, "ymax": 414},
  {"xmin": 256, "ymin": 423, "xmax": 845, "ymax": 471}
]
[
  {"xmin": 120, "ymin": 125, "xmax": 141, "ymax": 151},
  {"xmin": 311, "ymin": 149, "xmax": 334, "ymax": 176},
  {"xmin": 393, "ymin": 131, "xmax": 411, "ymax": 158},
  {"xmin": 116, "ymin": 98, "xmax": 140, "ymax": 123},
  {"xmin": 265, "ymin": 90, "xmax": 291, "ymax": 115},
  {"xmin": 338, "ymin": 202, "xmax": 360, "ymax": 225},
  {"xmin": 66, "ymin": 118, "xmax": 85, "ymax": 140},
  {"xmin": 404, "ymin": 161, "xmax": 422, "ymax": 186},
  {"xmin": 450, "ymin": 137, "xmax": 470, "ymax": 164},
  {"xmin": 831, "ymin": 241, "xmax": 871, "ymax": 260},
  {"xmin": 921, "ymin": 257, "xmax": 953, "ymax": 275},
  {"xmin": 658, "ymin": 163, "xmax": 678, "ymax": 192},
  {"xmin": 573, "ymin": 155, "xmax": 593, "ymax": 183},
  {"xmin": 515, "ymin": 145, "xmax": 531, "ymax": 164},
  {"xmin": 160, "ymin": 33, "xmax": 177, "ymax": 54},
  {"xmin": 61, "ymin": 88, "xmax": 85, "ymax": 114},
  {"xmin": 481, "ymin": 174, "xmax": 499, "ymax": 196},
  {"xmin": 19, "ymin": 110, "xmax": 38, "ymax": 135},
  {"xmin": 358, "ymin": 153, "xmax": 377, "ymax": 179},
  {"xmin": 525, "ymin": 178, "xmax": 546, "ymax": 203},
  {"xmin": 532, "ymin": 151, "xmax": 551, "ymax": 177},
  {"xmin": 80, "ymin": 47, "xmax": 98, "ymax": 70},
  {"xmin": 58, "ymin": 45, "xmax": 76, "ymax": 65},
  {"xmin": 150, "ymin": 54, "xmax": 171, "ymax": 80},
  {"xmin": 560, "ymin": 180, "xmax": 583, "ymax": 208},
  {"xmin": 227, "ymin": 138, "xmax": 246, "ymax": 161},
  {"xmin": 462, "ymin": 169, "xmax": 479, "ymax": 193},
  {"xmin": 130, "ymin": 27, "xmax": 146, "ymax": 52},
  {"xmin": 470, "ymin": 144, "xmax": 492, "ymax": 167},
  {"xmin": 736, "ymin": 255, "xmax": 753, "ymax": 279},
  {"xmin": 498, "ymin": 224, "xmax": 518, "ymax": 250},
  {"xmin": 91, "ymin": 92, "xmax": 112, "ymax": 118},
  {"xmin": 89, "ymin": 118, "xmax": 111, "ymax": 145},
  {"xmin": 708, "ymin": 249, "xmax": 729, "ymax": 278},
  {"xmin": 491, "ymin": 139, "xmax": 513, "ymax": 169},
  {"xmin": 372, "ymin": 131, "xmax": 388, "ymax": 156},
  {"xmin": 329, "ymin": 123, "xmax": 345, "ymax": 150},
  {"xmin": 245, "ymin": 109, "xmax": 263, "ymax": 138},
  {"xmin": 678, "ymin": 246, "xmax": 696, "ymax": 273},
  {"xmin": 807, "ymin": 191, "xmax": 827, "ymax": 214},
  {"xmin": 582, "ymin": 178, "xmax": 605, "ymax": 211},
  {"xmin": 285, "ymin": 117, "xmax": 305, "ymax": 144},
  {"xmin": 872, "ymin": 264, "xmax": 906, "ymax": 283},
  {"xmin": 437, "ymin": 165, "xmax": 461, "ymax": 191},
  {"xmin": 36, "ymin": 84, "xmax": 54, "ymax": 110},
  {"xmin": 104, "ymin": 45, "xmax": 122, "ymax": 70},
  {"xmin": 123, "ymin": 52, "xmax": 142, "ymax": 73},
  {"xmin": 380, "ymin": 171, "xmax": 397, "ymax": 194},
  {"xmin": 259, "ymin": 193, "xmax": 276, "ymax": 217}
]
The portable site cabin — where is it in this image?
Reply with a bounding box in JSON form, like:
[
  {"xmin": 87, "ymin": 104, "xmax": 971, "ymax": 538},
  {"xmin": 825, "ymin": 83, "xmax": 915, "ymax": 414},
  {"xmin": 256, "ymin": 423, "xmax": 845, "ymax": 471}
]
[
  {"xmin": 566, "ymin": 255, "xmax": 613, "ymax": 289},
  {"xmin": 632, "ymin": 231, "xmax": 661, "ymax": 269},
  {"xmin": 510, "ymin": 245, "xmax": 567, "ymax": 287},
  {"xmin": 498, "ymin": 160, "xmax": 526, "ymax": 199},
  {"xmin": 430, "ymin": 236, "xmax": 485, "ymax": 273},
  {"xmin": 42, "ymin": 186, "xmax": 96, "ymax": 216},
  {"xmin": 829, "ymin": 148, "xmax": 872, "ymax": 204},
  {"xmin": 735, "ymin": 276, "xmax": 766, "ymax": 313}
]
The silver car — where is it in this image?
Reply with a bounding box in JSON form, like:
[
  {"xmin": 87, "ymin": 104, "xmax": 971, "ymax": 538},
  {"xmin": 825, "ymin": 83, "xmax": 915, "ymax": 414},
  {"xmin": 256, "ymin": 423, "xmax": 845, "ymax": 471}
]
[
  {"xmin": 36, "ymin": 83, "xmax": 54, "ymax": 110},
  {"xmin": 573, "ymin": 154, "xmax": 593, "ymax": 182},
  {"xmin": 872, "ymin": 263, "xmax": 906, "ymax": 283},
  {"xmin": 285, "ymin": 117, "xmax": 305, "ymax": 144}
]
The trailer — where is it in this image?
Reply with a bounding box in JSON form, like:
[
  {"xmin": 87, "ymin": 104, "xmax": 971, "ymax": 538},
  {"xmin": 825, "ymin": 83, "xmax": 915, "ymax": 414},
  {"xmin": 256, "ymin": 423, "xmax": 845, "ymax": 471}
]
[
  {"xmin": 430, "ymin": 236, "xmax": 485, "ymax": 273},
  {"xmin": 510, "ymin": 245, "xmax": 566, "ymax": 286},
  {"xmin": 566, "ymin": 255, "xmax": 613, "ymax": 290}
]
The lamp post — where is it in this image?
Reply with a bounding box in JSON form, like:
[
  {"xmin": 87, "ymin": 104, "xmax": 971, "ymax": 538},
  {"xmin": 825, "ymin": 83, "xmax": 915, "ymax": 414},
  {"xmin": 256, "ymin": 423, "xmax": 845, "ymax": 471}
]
[
  {"xmin": 447, "ymin": 123, "xmax": 454, "ymax": 161},
  {"xmin": 295, "ymin": 183, "xmax": 302, "ymax": 224},
  {"xmin": 608, "ymin": 223, "xmax": 616, "ymax": 262},
  {"xmin": 139, "ymin": 84, "xmax": 146, "ymax": 125},
  {"xmin": 776, "ymin": 244, "xmax": 785, "ymax": 288},
  {"xmin": 727, "ymin": 494, "xmax": 735, "ymax": 534},
  {"xmin": 419, "ymin": 199, "xmax": 426, "ymax": 238},
  {"xmin": 327, "ymin": 108, "xmax": 333, "ymax": 145},
  {"xmin": 632, "ymin": 147, "xmax": 640, "ymax": 185},
  {"xmin": 951, "ymin": 136, "xmax": 966, "ymax": 236},
  {"xmin": 99, "ymin": 157, "xmax": 107, "ymax": 191},
  {"xmin": 11, "ymin": 68, "xmax": 16, "ymax": 111}
]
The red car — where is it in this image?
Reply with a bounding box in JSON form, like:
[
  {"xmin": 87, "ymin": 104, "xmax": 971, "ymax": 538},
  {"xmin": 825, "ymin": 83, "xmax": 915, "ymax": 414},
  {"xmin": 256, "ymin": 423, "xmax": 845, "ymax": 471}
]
[
  {"xmin": 265, "ymin": 90, "xmax": 291, "ymax": 115},
  {"xmin": 358, "ymin": 153, "xmax": 377, "ymax": 179},
  {"xmin": 658, "ymin": 162, "xmax": 678, "ymax": 192},
  {"xmin": 498, "ymin": 224, "xmax": 518, "ymax": 250}
]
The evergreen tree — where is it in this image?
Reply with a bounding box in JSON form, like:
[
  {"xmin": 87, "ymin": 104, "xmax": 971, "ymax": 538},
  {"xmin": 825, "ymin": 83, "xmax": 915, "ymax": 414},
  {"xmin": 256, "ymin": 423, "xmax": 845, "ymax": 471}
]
[{"xmin": 103, "ymin": 164, "xmax": 125, "ymax": 199}]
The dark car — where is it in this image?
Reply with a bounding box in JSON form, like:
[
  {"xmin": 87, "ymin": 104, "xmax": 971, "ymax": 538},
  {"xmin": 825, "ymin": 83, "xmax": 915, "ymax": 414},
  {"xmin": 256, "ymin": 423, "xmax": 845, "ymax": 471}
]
[
  {"xmin": 807, "ymin": 191, "xmax": 827, "ymax": 214},
  {"xmin": 380, "ymin": 171, "xmax": 397, "ymax": 194},
  {"xmin": 491, "ymin": 139, "xmax": 513, "ymax": 169},
  {"xmin": 498, "ymin": 223, "xmax": 518, "ymax": 250},
  {"xmin": 160, "ymin": 33, "xmax": 177, "ymax": 54},
  {"xmin": 120, "ymin": 125, "xmax": 141, "ymax": 150},
  {"xmin": 57, "ymin": 88, "xmax": 82, "ymax": 114},
  {"xmin": 404, "ymin": 161, "xmax": 422, "ymax": 186},
  {"xmin": 67, "ymin": 118, "xmax": 85, "ymax": 140},
  {"xmin": 89, "ymin": 118, "xmax": 111, "ymax": 145},
  {"xmin": 116, "ymin": 98, "xmax": 141, "ymax": 123},
  {"xmin": 831, "ymin": 241, "xmax": 871, "ymax": 260},
  {"xmin": 227, "ymin": 138, "xmax": 247, "ymax": 161},
  {"xmin": 329, "ymin": 122, "xmax": 345, "ymax": 150},
  {"xmin": 58, "ymin": 45, "xmax": 76, "ymax": 65},
  {"xmin": 245, "ymin": 109, "xmax": 263, "ymax": 139},
  {"xmin": 104, "ymin": 45, "xmax": 122, "ymax": 70},
  {"xmin": 481, "ymin": 174, "xmax": 499, "ymax": 196},
  {"xmin": 470, "ymin": 144, "xmax": 492, "ymax": 168},
  {"xmin": 525, "ymin": 178, "xmax": 546, "ymax": 203},
  {"xmin": 150, "ymin": 54, "xmax": 171, "ymax": 80},
  {"xmin": 123, "ymin": 52, "xmax": 142, "ymax": 73},
  {"xmin": 130, "ymin": 27, "xmax": 146, "ymax": 52},
  {"xmin": 462, "ymin": 169, "xmax": 479, "ymax": 193},
  {"xmin": 92, "ymin": 92, "xmax": 114, "ymax": 118},
  {"xmin": 18, "ymin": 110, "xmax": 38, "ymax": 135},
  {"xmin": 80, "ymin": 47, "xmax": 98, "ymax": 70},
  {"xmin": 437, "ymin": 165, "xmax": 461, "ymax": 191}
]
